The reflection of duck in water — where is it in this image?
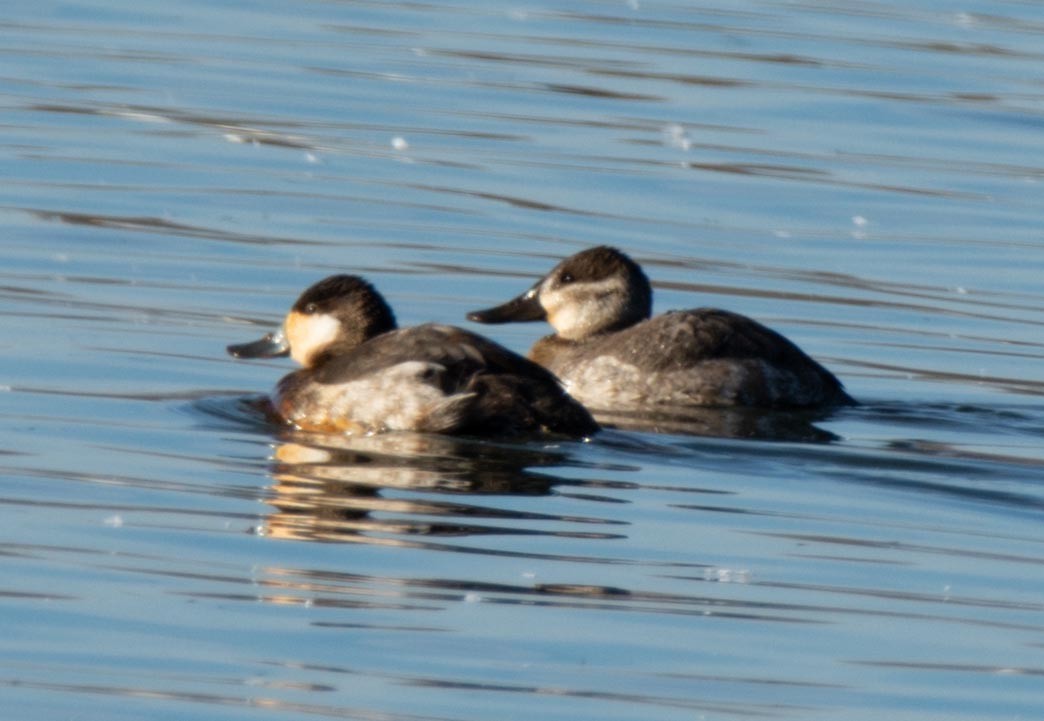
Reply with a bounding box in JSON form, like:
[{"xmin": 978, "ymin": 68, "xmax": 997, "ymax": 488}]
[
  {"xmin": 260, "ymin": 432, "xmax": 625, "ymax": 544},
  {"xmin": 227, "ymin": 275, "xmax": 597, "ymax": 437},
  {"xmin": 469, "ymin": 246, "xmax": 854, "ymax": 423}
]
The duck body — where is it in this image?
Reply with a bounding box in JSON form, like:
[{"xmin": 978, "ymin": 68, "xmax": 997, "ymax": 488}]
[
  {"xmin": 528, "ymin": 308, "xmax": 850, "ymax": 410},
  {"xmin": 468, "ymin": 246, "xmax": 853, "ymax": 413},
  {"xmin": 229, "ymin": 275, "xmax": 597, "ymax": 437},
  {"xmin": 273, "ymin": 322, "xmax": 598, "ymax": 435}
]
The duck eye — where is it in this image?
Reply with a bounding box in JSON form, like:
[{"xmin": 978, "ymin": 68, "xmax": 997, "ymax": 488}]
[
  {"xmin": 559, "ymin": 272, "xmax": 575, "ymax": 284},
  {"xmin": 304, "ymin": 302, "xmax": 318, "ymax": 314}
]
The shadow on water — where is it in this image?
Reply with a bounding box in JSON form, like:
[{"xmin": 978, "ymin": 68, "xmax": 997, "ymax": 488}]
[{"xmin": 587, "ymin": 403, "xmax": 844, "ymax": 441}]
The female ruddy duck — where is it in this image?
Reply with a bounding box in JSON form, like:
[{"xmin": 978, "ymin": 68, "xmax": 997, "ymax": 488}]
[
  {"xmin": 468, "ymin": 246, "xmax": 853, "ymax": 411},
  {"xmin": 228, "ymin": 275, "xmax": 597, "ymax": 437}
]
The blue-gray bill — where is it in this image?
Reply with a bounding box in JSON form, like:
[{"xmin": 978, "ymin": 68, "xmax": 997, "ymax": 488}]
[
  {"xmin": 227, "ymin": 331, "xmax": 290, "ymax": 359},
  {"xmin": 466, "ymin": 285, "xmax": 545, "ymax": 324}
]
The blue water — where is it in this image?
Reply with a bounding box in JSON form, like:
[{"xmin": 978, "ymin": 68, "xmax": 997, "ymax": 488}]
[{"xmin": 3, "ymin": 1, "xmax": 1044, "ymax": 719}]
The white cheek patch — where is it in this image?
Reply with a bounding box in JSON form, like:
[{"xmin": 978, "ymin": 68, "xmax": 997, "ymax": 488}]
[
  {"xmin": 289, "ymin": 313, "xmax": 341, "ymax": 366},
  {"xmin": 545, "ymin": 276, "xmax": 628, "ymax": 339},
  {"xmin": 549, "ymin": 304, "xmax": 581, "ymax": 336}
]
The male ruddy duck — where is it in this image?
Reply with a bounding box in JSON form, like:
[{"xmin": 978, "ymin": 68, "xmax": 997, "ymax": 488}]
[
  {"xmin": 468, "ymin": 246, "xmax": 853, "ymax": 412},
  {"xmin": 228, "ymin": 275, "xmax": 597, "ymax": 437}
]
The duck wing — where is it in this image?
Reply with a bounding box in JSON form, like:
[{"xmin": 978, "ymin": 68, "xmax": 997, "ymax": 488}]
[
  {"xmin": 579, "ymin": 309, "xmax": 852, "ymax": 407},
  {"xmin": 584, "ymin": 309, "xmax": 819, "ymax": 370},
  {"xmin": 312, "ymin": 324, "xmax": 561, "ymax": 387}
]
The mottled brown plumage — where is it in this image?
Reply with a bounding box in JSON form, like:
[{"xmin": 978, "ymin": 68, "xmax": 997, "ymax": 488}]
[
  {"xmin": 469, "ymin": 246, "xmax": 853, "ymax": 411},
  {"xmin": 228, "ymin": 275, "xmax": 598, "ymax": 437}
]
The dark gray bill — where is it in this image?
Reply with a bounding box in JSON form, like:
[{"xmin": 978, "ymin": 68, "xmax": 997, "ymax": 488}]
[
  {"xmin": 466, "ymin": 286, "xmax": 546, "ymax": 324},
  {"xmin": 227, "ymin": 330, "xmax": 290, "ymax": 359}
]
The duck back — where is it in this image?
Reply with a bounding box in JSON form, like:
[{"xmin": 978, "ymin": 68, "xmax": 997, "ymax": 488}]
[
  {"xmin": 276, "ymin": 324, "xmax": 597, "ymax": 436},
  {"xmin": 531, "ymin": 309, "xmax": 852, "ymax": 410}
]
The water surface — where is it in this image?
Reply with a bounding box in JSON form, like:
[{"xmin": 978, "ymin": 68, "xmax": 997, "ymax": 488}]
[{"xmin": 3, "ymin": 1, "xmax": 1044, "ymax": 720}]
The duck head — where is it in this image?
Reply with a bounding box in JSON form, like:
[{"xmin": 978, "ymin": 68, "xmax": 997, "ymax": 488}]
[
  {"xmin": 228, "ymin": 275, "xmax": 397, "ymax": 367},
  {"xmin": 468, "ymin": 246, "xmax": 652, "ymax": 340}
]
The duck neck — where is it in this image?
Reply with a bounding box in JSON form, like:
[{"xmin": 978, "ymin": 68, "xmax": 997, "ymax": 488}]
[{"xmin": 529, "ymin": 334, "xmax": 586, "ymax": 374}]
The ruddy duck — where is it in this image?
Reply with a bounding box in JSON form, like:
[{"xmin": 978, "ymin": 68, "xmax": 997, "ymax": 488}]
[
  {"xmin": 228, "ymin": 275, "xmax": 598, "ymax": 437},
  {"xmin": 468, "ymin": 246, "xmax": 853, "ymax": 411}
]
